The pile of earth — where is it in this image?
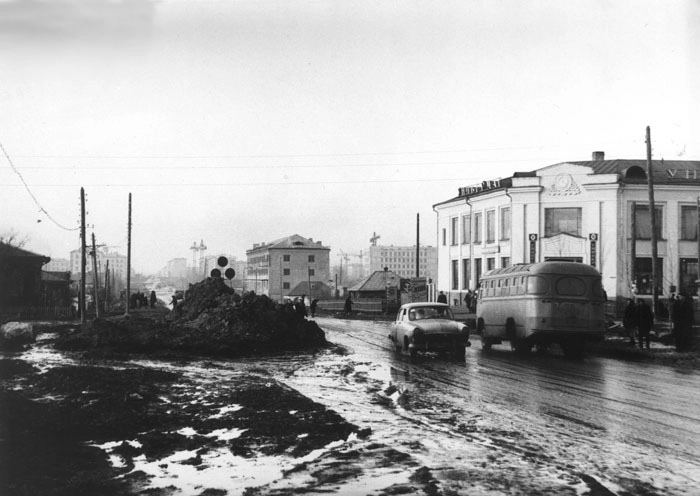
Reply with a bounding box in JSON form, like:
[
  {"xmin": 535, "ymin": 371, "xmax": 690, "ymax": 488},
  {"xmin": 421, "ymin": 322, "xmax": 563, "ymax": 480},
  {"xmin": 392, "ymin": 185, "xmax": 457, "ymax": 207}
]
[{"xmin": 55, "ymin": 277, "xmax": 327, "ymax": 357}]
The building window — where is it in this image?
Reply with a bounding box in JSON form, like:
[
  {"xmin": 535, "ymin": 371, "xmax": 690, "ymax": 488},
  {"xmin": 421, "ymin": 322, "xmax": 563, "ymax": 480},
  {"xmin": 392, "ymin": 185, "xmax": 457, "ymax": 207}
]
[
  {"xmin": 486, "ymin": 210, "xmax": 496, "ymax": 243},
  {"xmin": 500, "ymin": 207, "xmax": 511, "ymax": 240},
  {"xmin": 283, "ymin": 254, "xmax": 291, "ymax": 262},
  {"xmin": 308, "ymin": 255, "xmax": 315, "ymax": 263},
  {"xmin": 462, "ymin": 258, "xmax": 470, "ymax": 289},
  {"xmin": 545, "ymin": 208, "xmax": 582, "ymax": 237},
  {"xmin": 308, "ymin": 268, "xmax": 315, "ymax": 276},
  {"xmin": 442, "ymin": 228, "xmax": 447, "ymax": 246},
  {"xmin": 633, "ymin": 257, "xmax": 663, "ymax": 295},
  {"xmin": 501, "ymin": 257, "xmax": 510, "ymax": 268},
  {"xmin": 474, "ymin": 258, "xmax": 482, "ymax": 285},
  {"xmin": 679, "ymin": 258, "xmax": 699, "ymax": 296},
  {"xmin": 283, "ymin": 268, "xmax": 290, "ymax": 276},
  {"xmin": 680, "ymin": 206, "xmax": 697, "ymax": 240},
  {"xmin": 486, "ymin": 257, "xmax": 496, "ymax": 271},
  {"xmin": 451, "ymin": 260, "xmax": 459, "ymax": 290},
  {"xmin": 461, "ymin": 215, "xmax": 471, "ymax": 244},
  {"xmin": 451, "ymin": 217, "xmax": 458, "ymax": 246},
  {"xmin": 283, "ymin": 282, "xmax": 290, "ymax": 289},
  {"xmin": 474, "ymin": 213, "xmax": 483, "ymax": 243},
  {"xmin": 633, "ymin": 204, "xmax": 663, "ymax": 240}
]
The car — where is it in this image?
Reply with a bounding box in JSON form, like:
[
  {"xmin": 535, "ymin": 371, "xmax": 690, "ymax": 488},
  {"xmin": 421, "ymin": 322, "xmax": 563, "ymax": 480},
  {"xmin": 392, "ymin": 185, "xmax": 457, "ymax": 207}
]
[{"xmin": 389, "ymin": 302, "xmax": 471, "ymax": 359}]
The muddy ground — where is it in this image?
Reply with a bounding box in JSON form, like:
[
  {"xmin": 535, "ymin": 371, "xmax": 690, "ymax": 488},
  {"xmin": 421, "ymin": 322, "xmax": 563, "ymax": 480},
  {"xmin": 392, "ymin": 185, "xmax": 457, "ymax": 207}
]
[
  {"xmin": 2, "ymin": 309, "xmax": 699, "ymax": 495},
  {"xmin": 0, "ymin": 328, "xmax": 437, "ymax": 496}
]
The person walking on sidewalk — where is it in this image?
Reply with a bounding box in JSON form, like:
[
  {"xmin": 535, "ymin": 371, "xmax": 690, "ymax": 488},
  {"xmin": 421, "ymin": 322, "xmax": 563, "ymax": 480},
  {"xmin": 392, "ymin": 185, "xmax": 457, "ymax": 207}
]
[
  {"xmin": 637, "ymin": 299, "xmax": 654, "ymax": 350},
  {"xmin": 623, "ymin": 299, "xmax": 638, "ymax": 346}
]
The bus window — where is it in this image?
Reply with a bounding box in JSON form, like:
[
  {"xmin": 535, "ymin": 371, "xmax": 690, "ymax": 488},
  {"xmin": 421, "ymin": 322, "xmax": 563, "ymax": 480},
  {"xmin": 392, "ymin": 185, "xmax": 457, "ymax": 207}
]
[
  {"xmin": 555, "ymin": 276, "xmax": 586, "ymax": 296},
  {"xmin": 526, "ymin": 275, "xmax": 549, "ymax": 294},
  {"xmin": 591, "ymin": 279, "xmax": 604, "ymax": 299}
]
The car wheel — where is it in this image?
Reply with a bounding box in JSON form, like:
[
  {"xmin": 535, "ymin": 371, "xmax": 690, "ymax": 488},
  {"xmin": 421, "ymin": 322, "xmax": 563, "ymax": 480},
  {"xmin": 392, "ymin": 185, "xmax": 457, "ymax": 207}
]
[
  {"xmin": 481, "ymin": 337, "xmax": 492, "ymax": 351},
  {"xmin": 512, "ymin": 338, "xmax": 532, "ymax": 355},
  {"xmin": 454, "ymin": 347, "xmax": 466, "ymax": 360}
]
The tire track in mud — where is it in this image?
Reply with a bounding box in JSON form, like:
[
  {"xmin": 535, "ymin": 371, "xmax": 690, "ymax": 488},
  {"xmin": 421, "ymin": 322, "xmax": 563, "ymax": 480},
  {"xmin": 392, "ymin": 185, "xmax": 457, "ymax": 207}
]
[{"xmin": 306, "ymin": 317, "xmax": 700, "ymax": 495}]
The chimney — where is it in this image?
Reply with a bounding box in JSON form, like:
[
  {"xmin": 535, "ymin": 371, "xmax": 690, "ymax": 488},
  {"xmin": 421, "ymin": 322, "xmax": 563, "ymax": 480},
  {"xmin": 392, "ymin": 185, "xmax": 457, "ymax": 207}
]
[{"xmin": 592, "ymin": 151, "xmax": 605, "ymax": 161}]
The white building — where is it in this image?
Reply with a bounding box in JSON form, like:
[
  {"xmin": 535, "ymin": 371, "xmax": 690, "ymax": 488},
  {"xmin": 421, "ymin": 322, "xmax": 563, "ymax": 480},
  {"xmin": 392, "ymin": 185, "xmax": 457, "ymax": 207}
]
[
  {"xmin": 70, "ymin": 248, "xmax": 128, "ymax": 281},
  {"xmin": 367, "ymin": 244, "xmax": 437, "ymax": 281},
  {"xmin": 433, "ymin": 152, "xmax": 700, "ymax": 311}
]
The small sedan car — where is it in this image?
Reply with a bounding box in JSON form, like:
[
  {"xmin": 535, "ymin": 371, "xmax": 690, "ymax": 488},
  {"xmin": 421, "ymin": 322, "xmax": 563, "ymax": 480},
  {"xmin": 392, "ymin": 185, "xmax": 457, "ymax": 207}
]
[{"xmin": 389, "ymin": 302, "xmax": 471, "ymax": 358}]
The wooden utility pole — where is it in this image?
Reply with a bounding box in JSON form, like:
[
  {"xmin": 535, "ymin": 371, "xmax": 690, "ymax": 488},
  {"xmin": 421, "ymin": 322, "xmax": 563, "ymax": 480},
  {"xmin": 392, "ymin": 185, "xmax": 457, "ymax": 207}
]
[
  {"xmin": 646, "ymin": 126, "xmax": 659, "ymax": 314},
  {"xmin": 630, "ymin": 202, "xmax": 637, "ymax": 293},
  {"xmin": 91, "ymin": 233, "xmax": 101, "ymax": 318},
  {"xmin": 104, "ymin": 260, "xmax": 110, "ymax": 313},
  {"xmin": 126, "ymin": 193, "xmax": 132, "ymax": 316},
  {"xmin": 416, "ymin": 213, "xmax": 420, "ymax": 278},
  {"xmin": 80, "ymin": 187, "xmax": 86, "ymax": 325},
  {"xmin": 697, "ymin": 197, "xmax": 700, "ymax": 288}
]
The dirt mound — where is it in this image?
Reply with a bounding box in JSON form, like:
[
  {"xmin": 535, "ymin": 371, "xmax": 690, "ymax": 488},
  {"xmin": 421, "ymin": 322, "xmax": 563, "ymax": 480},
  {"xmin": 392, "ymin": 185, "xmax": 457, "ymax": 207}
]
[{"xmin": 56, "ymin": 277, "xmax": 327, "ymax": 357}]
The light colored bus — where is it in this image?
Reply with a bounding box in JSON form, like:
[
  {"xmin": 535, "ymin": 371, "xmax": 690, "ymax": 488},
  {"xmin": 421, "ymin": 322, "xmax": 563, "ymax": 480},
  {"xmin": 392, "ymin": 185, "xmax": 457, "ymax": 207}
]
[{"xmin": 475, "ymin": 261, "xmax": 606, "ymax": 358}]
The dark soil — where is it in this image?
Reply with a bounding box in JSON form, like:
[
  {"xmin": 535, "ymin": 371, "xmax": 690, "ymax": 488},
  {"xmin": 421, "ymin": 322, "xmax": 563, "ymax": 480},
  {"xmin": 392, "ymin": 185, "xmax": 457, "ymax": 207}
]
[
  {"xmin": 0, "ymin": 357, "xmax": 360, "ymax": 496},
  {"xmin": 54, "ymin": 278, "xmax": 328, "ymax": 358}
]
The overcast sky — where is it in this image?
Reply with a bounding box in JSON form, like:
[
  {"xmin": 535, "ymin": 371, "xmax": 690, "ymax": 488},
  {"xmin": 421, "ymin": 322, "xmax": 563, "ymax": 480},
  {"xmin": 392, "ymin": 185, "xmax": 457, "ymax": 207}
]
[{"xmin": 1, "ymin": 0, "xmax": 698, "ymax": 274}]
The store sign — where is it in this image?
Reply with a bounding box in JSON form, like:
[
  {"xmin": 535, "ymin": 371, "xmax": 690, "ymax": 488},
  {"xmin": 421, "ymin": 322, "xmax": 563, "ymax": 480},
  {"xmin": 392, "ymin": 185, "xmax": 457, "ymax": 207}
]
[
  {"xmin": 459, "ymin": 178, "xmax": 504, "ymax": 197},
  {"xmin": 589, "ymin": 233, "xmax": 598, "ymax": 268},
  {"xmin": 666, "ymin": 169, "xmax": 700, "ymax": 180},
  {"xmin": 529, "ymin": 233, "xmax": 537, "ymax": 263}
]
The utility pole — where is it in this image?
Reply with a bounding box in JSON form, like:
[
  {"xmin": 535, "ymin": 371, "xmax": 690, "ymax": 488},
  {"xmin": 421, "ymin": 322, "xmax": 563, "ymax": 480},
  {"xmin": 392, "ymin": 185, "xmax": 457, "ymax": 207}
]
[
  {"xmin": 646, "ymin": 126, "xmax": 659, "ymax": 314},
  {"xmin": 697, "ymin": 197, "xmax": 700, "ymax": 289},
  {"xmin": 104, "ymin": 260, "xmax": 110, "ymax": 313},
  {"xmin": 80, "ymin": 188, "xmax": 86, "ymax": 325},
  {"xmin": 91, "ymin": 233, "xmax": 101, "ymax": 318},
  {"xmin": 416, "ymin": 213, "xmax": 420, "ymax": 278},
  {"xmin": 630, "ymin": 201, "xmax": 637, "ymax": 294},
  {"xmin": 126, "ymin": 193, "xmax": 132, "ymax": 316}
]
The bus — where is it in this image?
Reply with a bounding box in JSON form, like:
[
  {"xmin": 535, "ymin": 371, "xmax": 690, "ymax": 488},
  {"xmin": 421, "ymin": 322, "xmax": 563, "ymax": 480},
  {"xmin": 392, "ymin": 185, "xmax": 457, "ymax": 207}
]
[{"xmin": 475, "ymin": 261, "xmax": 606, "ymax": 357}]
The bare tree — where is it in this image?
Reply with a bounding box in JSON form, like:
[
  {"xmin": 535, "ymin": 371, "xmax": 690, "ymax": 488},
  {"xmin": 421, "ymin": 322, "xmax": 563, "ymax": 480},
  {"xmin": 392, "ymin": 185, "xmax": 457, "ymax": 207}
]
[{"xmin": 0, "ymin": 229, "xmax": 29, "ymax": 248}]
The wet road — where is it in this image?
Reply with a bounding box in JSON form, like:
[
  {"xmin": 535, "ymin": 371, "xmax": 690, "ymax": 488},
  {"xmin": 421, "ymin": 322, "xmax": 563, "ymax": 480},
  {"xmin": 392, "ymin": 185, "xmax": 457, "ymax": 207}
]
[{"xmin": 278, "ymin": 317, "xmax": 700, "ymax": 495}]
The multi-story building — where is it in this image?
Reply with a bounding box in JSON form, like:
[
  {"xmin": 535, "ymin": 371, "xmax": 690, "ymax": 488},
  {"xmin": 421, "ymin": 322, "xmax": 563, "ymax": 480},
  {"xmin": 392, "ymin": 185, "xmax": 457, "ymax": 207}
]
[
  {"xmin": 433, "ymin": 151, "xmax": 700, "ymax": 310},
  {"xmin": 70, "ymin": 248, "xmax": 128, "ymax": 281},
  {"xmin": 161, "ymin": 258, "xmax": 188, "ymax": 279},
  {"xmin": 367, "ymin": 244, "xmax": 437, "ymax": 281},
  {"xmin": 245, "ymin": 234, "xmax": 330, "ymax": 301},
  {"xmin": 43, "ymin": 258, "xmax": 70, "ymax": 273}
]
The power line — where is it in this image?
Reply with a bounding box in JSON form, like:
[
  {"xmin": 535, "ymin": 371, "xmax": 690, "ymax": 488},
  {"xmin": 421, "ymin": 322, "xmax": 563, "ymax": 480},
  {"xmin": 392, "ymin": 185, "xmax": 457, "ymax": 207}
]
[{"xmin": 0, "ymin": 140, "xmax": 79, "ymax": 231}]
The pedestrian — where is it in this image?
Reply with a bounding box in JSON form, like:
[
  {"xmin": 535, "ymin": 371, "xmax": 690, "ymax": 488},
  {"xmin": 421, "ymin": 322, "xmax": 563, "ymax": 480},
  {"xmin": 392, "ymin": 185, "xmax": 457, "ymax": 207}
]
[
  {"xmin": 344, "ymin": 295, "xmax": 353, "ymax": 314},
  {"xmin": 295, "ymin": 296, "xmax": 308, "ymax": 319},
  {"xmin": 437, "ymin": 291, "xmax": 447, "ymax": 304},
  {"xmin": 636, "ymin": 299, "xmax": 653, "ymax": 350},
  {"xmin": 170, "ymin": 294, "xmax": 178, "ymax": 311},
  {"xmin": 149, "ymin": 290, "xmax": 157, "ymax": 309},
  {"xmin": 623, "ymin": 299, "xmax": 638, "ymax": 346},
  {"xmin": 310, "ymin": 298, "xmax": 319, "ymax": 318},
  {"xmin": 672, "ymin": 292, "xmax": 695, "ymax": 351},
  {"xmin": 464, "ymin": 290, "xmax": 472, "ymax": 308}
]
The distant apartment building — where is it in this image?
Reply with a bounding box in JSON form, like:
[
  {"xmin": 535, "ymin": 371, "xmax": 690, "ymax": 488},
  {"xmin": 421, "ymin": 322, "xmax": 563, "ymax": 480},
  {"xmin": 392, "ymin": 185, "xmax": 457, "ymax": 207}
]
[
  {"xmin": 161, "ymin": 258, "xmax": 188, "ymax": 279},
  {"xmin": 70, "ymin": 248, "xmax": 128, "ymax": 281},
  {"xmin": 43, "ymin": 258, "xmax": 70, "ymax": 273},
  {"xmin": 246, "ymin": 234, "xmax": 330, "ymax": 301},
  {"xmin": 368, "ymin": 244, "xmax": 437, "ymax": 280}
]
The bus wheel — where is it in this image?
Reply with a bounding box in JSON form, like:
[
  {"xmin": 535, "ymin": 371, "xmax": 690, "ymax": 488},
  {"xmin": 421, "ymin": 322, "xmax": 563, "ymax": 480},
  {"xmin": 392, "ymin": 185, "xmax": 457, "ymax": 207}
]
[
  {"xmin": 512, "ymin": 338, "xmax": 532, "ymax": 355},
  {"xmin": 561, "ymin": 338, "xmax": 585, "ymax": 359}
]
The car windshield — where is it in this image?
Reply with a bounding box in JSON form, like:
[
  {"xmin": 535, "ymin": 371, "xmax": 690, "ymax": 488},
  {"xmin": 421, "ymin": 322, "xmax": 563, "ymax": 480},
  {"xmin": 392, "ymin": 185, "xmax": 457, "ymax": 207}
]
[{"xmin": 408, "ymin": 306, "xmax": 454, "ymax": 321}]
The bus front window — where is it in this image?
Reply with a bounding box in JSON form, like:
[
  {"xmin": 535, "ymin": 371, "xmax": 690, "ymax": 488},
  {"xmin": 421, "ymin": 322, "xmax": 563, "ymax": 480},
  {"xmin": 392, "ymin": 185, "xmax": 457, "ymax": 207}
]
[{"xmin": 526, "ymin": 275, "xmax": 549, "ymax": 294}]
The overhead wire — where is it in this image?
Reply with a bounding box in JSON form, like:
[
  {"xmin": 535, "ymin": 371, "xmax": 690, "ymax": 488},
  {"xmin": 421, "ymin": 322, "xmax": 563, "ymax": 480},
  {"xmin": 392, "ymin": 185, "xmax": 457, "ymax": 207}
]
[{"xmin": 0, "ymin": 140, "xmax": 79, "ymax": 231}]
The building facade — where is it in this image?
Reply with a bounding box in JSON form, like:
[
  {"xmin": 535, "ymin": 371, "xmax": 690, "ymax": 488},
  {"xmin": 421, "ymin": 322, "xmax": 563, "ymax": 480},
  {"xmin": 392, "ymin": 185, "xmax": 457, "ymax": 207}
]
[
  {"xmin": 433, "ymin": 152, "xmax": 700, "ymax": 310},
  {"xmin": 44, "ymin": 258, "xmax": 70, "ymax": 272},
  {"xmin": 70, "ymin": 248, "xmax": 128, "ymax": 281},
  {"xmin": 367, "ymin": 244, "xmax": 437, "ymax": 281},
  {"xmin": 245, "ymin": 234, "xmax": 330, "ymax": 301}
]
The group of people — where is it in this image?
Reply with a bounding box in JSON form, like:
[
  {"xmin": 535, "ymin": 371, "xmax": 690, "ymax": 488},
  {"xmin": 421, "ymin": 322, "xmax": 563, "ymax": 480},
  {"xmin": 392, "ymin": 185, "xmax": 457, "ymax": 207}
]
[
  {"xmin": 130, "ymin": 290, "xmax": 157, "ymax": 310},
  {"xmin": 623, "ymin": 292, "xmax": 695, "ymax": 351}
]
